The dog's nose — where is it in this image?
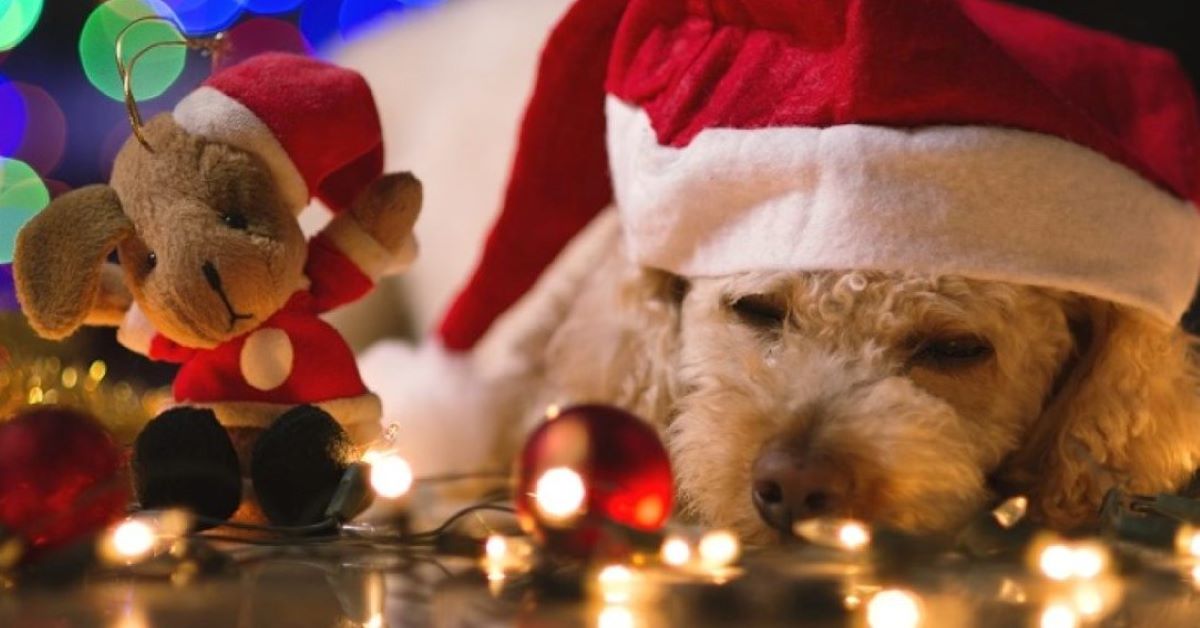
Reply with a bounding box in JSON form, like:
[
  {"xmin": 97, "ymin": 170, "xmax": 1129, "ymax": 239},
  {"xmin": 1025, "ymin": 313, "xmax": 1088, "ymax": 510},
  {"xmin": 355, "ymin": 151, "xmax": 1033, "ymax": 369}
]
[{"xmin": 751, "ymin": 440, "xmax": 851, "ymax": 532}]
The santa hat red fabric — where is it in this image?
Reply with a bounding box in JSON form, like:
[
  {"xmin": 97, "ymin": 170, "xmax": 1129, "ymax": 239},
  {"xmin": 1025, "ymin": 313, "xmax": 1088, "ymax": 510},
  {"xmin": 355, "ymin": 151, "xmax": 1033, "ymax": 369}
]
[
  {"xmin": 438, "ymin": 0, "xmax": 1200, "ymax": 351},
  {"xmin": 172, "ymin": 52, "xmax": 384, "ymax": 214}
]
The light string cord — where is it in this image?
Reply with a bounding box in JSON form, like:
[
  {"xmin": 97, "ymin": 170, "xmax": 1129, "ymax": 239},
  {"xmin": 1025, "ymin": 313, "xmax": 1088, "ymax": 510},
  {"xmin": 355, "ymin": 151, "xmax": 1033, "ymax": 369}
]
[
  {"xmin": 192, "ymin": 501, "xmax": 516, "ymax": 548},
  {"xmin": 182, "ymin": 468, "xmax": 517, "ymax": 545}
]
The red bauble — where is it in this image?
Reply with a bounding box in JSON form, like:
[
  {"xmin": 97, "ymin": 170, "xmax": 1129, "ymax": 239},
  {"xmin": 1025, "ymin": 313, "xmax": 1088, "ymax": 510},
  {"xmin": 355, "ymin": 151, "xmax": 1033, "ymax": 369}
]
[
  {"xmin": 0, "ymin": 406, "xmax": 130, "ymax": 556},
  {"xmin": 514, "ymin": 404, "xmax": 673, "ymax": 557}
]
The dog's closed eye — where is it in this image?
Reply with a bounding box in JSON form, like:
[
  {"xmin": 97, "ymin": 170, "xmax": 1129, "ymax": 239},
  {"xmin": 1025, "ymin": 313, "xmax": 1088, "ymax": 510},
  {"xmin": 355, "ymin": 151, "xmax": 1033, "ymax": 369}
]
[
  {"xmin": 909, "ymin": 335, "xmax": 994, "ymax": 370},
  {"xmin": 728, "ymin": 294, "xmax": 788, "ymax": 330}
]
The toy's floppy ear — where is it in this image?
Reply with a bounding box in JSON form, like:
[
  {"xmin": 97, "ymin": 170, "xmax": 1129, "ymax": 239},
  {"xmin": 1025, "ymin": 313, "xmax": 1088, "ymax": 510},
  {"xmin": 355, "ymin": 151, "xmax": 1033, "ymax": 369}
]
[{"xmin": 13, "ymin": 185, "xmax": 132, "ymax": 339}]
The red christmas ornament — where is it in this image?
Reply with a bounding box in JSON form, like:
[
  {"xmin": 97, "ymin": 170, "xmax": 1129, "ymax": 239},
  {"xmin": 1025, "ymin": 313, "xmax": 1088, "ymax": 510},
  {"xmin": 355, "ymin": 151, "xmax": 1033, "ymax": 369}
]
[
  {"xmin": 0, "ymin": 406, "xmax": 130, "ymax": 557},
  {"xmin": 514, "ymin": 404, "xmax": 673, "ymax": 557}
]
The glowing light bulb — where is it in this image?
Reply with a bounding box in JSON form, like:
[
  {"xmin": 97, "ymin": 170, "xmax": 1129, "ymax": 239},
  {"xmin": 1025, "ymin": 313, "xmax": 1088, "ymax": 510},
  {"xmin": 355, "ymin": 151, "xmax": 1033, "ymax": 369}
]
[
  {"xmin": 362, "ymin": 613, "xmax": 384, "ymax": 628},
  {"xmin": 597, "ymin": 565, "xmax": 637, "ymax": 604},
  {"xmin": 1039, "ymin": 544, "xmax": 1077, "ymax": 581},
  {"xmin": 1071, "ymin": 584, "xmax": 1104, "ymax": 617},
  {"xmin": 480, "ymin": 533, "xmax": 533, "ymax": 581},
  {"xmin": 992, "ymin": 495, "xmax": 1029, "ymax": 529},
  {"xmin": 485, "ymin": 535, "xmax": 508, "ymax": 561},
  {"xmin": 866, "ymin": 589, "xmax": 921, "ymax": 628},
  {"xmin": 1175, "ymin": 525, "xmax": 1200, "ymax": 557},
  {"xmin": 1037, "ymin": 541, "xmax": 1108, "ymax": 581},
  {"xmin": 697, "ymin": 530, "xmax": 740, "ymax": 569},
  {"xmin": 837, "ymin": 521, "xmax": 871, "ymax": 550},
  {"xmin": 1040, "ymin": 603, "xmax": 1079, "ymax": 628},
  {"xmin": 997, "ymin": 578, "xmax": 1027, "ymax": 604},
  {"xmin": 364, "ymin": 451, "xmax": 413, "ymax": 499},
  {"xmin": 598, "ymin": 605, "xmax": 635, "ymax": 628},
  {"xmin": 660, "ymin": 536, "xmax": 691, "ymax": 567},
  {"xmin": 533, "ymin": 466, "xmax": 587, "ymax": 522},
  {"xmin": 482, "ymin": 535, "xmax": 508, "ymax": 583},
  {"xmin": 1070, "ymin": 545, "xmax": 1106, "ymax": 579},
  {"xmin": 793, "ymin": 518, "xmax": 872, "ymax": 551},
  {"xmin": 111, "ymin": 519, "xmax": 156, "ymax": 562}
]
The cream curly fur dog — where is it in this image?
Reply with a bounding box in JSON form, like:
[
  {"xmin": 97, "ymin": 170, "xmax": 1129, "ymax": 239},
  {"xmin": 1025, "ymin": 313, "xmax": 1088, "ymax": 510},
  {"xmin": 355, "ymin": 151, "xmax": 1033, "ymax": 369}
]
[
  {"xmin": 357, "ymin": 0, "xmax": 1200, "ymax": 543},
  {"xmin": 417, "ymin": 210, "xmax": 1200, "ymax": 542}
]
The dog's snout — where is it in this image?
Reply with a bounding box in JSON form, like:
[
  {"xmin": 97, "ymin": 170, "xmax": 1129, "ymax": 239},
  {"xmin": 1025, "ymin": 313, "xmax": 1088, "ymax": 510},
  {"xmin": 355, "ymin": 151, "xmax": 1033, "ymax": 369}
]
[
  {"xmin": 751, "ymin": 439, "xmax": 852, "ymax": 533},
  {"xmin": 202, "ymin": 261, "xmax": 222, "ymax": 291}
]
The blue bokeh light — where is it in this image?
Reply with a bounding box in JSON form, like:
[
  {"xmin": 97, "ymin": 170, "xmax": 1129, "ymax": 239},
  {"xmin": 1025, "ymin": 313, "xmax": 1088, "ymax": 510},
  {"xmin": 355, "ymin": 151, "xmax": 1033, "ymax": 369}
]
[
  {"xmin": 239, "ymin": 0, "xmax": 304, "ymax": 15},
  {"xmin": 299, "ymin": 0, "xmax": 343, "ymax": 51},
  {"xmin": 0, "ymin": 74, "xmax": 25, "ymax": 157},
  {"xmin": 1, "ymin": 263, "xmax": 18, "ymax": 311},
  {"xmin": 338, "ymin": 0, "xmax": 404, "ymax": 39},
  {"xmin": 163, "ymin": 0, "xmax": 243, "ymax": 34}
]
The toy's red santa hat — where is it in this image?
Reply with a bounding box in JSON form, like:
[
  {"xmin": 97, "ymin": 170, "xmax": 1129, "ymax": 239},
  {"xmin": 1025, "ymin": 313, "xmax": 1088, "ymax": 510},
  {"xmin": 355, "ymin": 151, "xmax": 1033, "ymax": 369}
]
[
  {"xmin": 172, "ymin": 52, "xmax": 383, "ymax": 214},
  {"xmin": 437, "ymin": 0, "xmax": 1200, "ymax": 351}
]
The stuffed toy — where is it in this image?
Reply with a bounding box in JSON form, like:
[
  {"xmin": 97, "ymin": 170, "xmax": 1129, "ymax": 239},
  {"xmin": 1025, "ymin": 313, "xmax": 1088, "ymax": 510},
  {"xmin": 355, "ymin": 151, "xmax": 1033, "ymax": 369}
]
[{"xmin": 12, "ymin": 53, "xmax": 421, "ymax": 526}]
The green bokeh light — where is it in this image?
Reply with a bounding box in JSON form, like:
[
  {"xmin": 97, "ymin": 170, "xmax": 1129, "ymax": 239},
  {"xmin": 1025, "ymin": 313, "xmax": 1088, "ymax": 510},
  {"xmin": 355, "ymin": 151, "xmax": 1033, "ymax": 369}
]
[
  {"xmin": 80, "ymin": 0, "xmax": 186, "ymax": 102},
  {"xmin": 0, "ymin": 0, "xmax": 43, "ymax": 52},
  {"xmin": 0, "ymin": 157, "xmax": 50, "ymax": 263}
]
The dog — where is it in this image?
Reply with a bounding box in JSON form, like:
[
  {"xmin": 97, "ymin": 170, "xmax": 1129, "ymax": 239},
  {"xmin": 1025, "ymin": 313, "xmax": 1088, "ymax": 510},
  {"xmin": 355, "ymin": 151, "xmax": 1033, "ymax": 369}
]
[
  {"xmin": 361, "ymin": 0, "xmax": 1200, "ymax": 542},
  {"xmin": 415, "ymin": 210, "xmax": 1200, "ymax": 543}
]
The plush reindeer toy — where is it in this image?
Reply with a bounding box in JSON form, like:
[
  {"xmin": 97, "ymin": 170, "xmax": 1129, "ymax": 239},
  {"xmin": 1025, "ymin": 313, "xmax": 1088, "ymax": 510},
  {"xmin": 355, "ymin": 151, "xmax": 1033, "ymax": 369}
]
[{"xmin": 13, "ymin": 53, "xmax": 421, "ymax": 526}]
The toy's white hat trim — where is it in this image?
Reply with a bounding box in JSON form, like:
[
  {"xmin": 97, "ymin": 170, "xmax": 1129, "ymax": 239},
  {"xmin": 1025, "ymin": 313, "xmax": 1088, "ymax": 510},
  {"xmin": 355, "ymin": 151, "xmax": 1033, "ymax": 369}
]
[
  {"xmin": 608, "ymin": 98, "xmax": 1200, "ymax": 323},
  {"xmin": 173, "ymin": 86, "xmax": 310, "ymax": 213}
]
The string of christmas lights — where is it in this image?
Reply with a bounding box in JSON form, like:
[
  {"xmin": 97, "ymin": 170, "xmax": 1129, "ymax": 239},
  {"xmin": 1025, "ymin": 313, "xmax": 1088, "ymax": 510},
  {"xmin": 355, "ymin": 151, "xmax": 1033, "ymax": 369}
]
[{"xmin": 8, "ymin": 400, "xmax": 1200, "ymax": 626}]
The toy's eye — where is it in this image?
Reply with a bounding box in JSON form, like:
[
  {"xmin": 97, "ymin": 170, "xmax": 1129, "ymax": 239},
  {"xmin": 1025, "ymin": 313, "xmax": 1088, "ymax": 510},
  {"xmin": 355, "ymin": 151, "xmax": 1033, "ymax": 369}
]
[
  {"xmin": 146, "ymin": 252, "xmax": 157, "ymax": 272},
  {"xmin": 221, "ymin": 212, "xmax": 249, "ymax": 230}
]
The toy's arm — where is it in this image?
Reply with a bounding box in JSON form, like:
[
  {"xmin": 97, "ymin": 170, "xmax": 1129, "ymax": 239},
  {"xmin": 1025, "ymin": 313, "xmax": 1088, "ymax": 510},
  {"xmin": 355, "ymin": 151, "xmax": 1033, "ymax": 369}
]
[
  {"xmin": 310, "ymin": 172, "xmax": 423, "ymax": 312},
  {"xmin": 81, "ymin": 263, "xmax": 133, "ymax": 327},
  {"xmin": 116, "ymin": 303, "xmax": 197, "ymax": 363}
]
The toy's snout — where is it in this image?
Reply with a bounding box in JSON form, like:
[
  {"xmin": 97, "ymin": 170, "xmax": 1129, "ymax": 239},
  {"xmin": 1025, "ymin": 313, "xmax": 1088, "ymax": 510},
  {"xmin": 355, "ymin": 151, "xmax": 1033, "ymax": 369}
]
[{"xmin": 201, "ymin": 261, "xmax": 254, "ymax": 332}]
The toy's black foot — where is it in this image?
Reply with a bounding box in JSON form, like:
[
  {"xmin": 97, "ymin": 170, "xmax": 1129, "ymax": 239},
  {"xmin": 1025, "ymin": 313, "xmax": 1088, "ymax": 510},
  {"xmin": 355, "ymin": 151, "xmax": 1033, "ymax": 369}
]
[
  {"xmin": 251, "ymin": 405, "xmax": 353, "ymax": 527},
  {"xmin": 132, "ymin": 407, "xmax": 242, "ymax": 525}
]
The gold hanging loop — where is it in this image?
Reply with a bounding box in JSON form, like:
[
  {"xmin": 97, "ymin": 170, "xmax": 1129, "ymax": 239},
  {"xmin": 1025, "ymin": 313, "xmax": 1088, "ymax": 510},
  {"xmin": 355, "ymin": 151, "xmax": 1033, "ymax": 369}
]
[{"xmin": 114, "ymin": 16, "xmax": 228, "ymax": 152}]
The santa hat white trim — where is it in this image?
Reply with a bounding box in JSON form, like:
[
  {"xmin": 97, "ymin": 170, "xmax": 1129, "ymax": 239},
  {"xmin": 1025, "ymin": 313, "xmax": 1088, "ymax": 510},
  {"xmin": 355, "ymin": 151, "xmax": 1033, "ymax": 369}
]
[
  {"xmin": 323, "ymin": 212, "xmax": 419, "ymax": 279},
  {"xmin": 173, "ymin": 86, "xmax": 310, "ymax": 212},
  {"xmin": 607, "ymin": 98, "xmax": 1200, "ymax": 324}
]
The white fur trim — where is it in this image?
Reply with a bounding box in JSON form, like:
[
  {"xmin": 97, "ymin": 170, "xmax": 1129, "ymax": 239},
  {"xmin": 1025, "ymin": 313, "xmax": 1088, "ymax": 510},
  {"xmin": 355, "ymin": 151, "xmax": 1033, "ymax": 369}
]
[
  {"xmin": 195, "ymin": 393, "xmax": 384, "ymax": 445},
  {"xmin": 323, "ymin": 213, "xmax": 419, "ymax": 279},
  {"xmin": 607, "ymin": 98, "xmax": 1200, "ymax": 323},
  {"xmin": 116, "ymin": 303, "xmax": 154, "ymax": 356},
  {"xmin": 173, "ymin": 86, "xmax": 309, "ymax": 212},
  {"xmin": 239, "ymin": 328, "xmax": 294, "ymax": 391},
  {"xmin": 359, "ymin": 341, "xmax": 503, "ymax": 476}
]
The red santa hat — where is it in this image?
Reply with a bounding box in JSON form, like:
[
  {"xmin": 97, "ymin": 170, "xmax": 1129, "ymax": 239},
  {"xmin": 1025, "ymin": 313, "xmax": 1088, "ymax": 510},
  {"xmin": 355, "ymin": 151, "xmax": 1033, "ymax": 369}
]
[
  {"xmin": 437, "ymin": 0, "xmax": 1200, "ymax": 352},
  {"xmin": 172, "ymin": 52, "xmax": 384, "ymax": 214}
]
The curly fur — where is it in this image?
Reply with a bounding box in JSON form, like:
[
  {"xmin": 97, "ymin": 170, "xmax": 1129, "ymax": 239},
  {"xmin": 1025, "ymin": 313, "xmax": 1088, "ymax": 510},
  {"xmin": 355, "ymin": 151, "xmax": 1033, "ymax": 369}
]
[{"xmin": 472, "ymin": 211, "xmax": 1200, "ymax": 542}]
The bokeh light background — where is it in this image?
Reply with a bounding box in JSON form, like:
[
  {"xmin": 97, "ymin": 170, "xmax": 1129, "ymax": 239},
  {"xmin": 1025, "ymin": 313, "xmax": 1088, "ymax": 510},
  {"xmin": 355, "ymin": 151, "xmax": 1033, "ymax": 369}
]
[{"xmin": 0, "ymin": 0, "xmax": 445, "ymax": 295}]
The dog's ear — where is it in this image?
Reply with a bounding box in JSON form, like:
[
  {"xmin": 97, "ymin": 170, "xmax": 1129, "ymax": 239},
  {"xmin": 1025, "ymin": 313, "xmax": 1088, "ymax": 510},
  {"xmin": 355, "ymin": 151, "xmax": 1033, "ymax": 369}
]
[
  {"xmin": 544, "ymin": 261, "xmax": 685, "ymax": 426},
  {"xmin": 13, "ymin": 185, "xmax": 133, "ymax": 339},
  {"xmin": 1023, "ymin": 300, "xmax": 1200, "ymax": 528}
]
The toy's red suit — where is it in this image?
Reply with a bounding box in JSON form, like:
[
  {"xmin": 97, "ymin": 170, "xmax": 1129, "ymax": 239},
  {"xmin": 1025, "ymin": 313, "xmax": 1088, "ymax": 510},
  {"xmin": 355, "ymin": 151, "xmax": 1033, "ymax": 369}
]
[{"xmin": 119, "ymin": 233, "xmax": 405, "ymax": 445}]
